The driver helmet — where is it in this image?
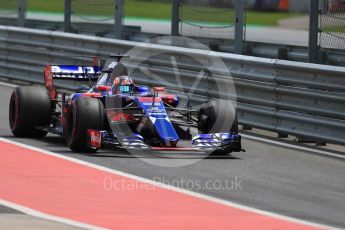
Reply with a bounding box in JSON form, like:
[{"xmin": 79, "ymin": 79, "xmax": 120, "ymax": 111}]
[{"xmin": 113, "ymin": 75, "xmax": 134, "ymax": 94}]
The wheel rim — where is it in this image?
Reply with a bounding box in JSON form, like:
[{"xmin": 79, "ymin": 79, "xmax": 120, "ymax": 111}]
[
  {"xmin": 198, "ymin": 109, "xmax": 210, "ymax": 133},
  {"xmin": 9, "ymin": 96, "xmax": 18, "ymax": 130},
  {"xmin": 67, "ymin": 110, "xmax": 74, "ymax": 139}
]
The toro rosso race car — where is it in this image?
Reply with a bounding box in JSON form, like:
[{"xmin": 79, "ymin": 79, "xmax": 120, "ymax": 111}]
[{"xmin": 9, "ymin": 55, "xmax": 243, "ymax": 155}]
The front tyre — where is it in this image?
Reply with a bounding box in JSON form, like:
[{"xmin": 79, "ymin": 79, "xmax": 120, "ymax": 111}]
[
  {"xmin": 9, "ymin": 86, "xmax": 51, "ymax": 138},
  {"xmin": 65, "ymin": 97, "xmax": 104, "ymax": 153},
  {"xmin": 198, "ymin": 100, "xmax": 237, "ymax": 134}
]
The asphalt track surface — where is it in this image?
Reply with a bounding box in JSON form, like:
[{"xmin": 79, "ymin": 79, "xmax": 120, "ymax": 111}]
[
  {"xmin": 0, "ymin": 204, "xmax": 20, "ymax": 214},
  {"xmin": 0, "ymin": 84, "xmax": 344, "ymax": 228}
]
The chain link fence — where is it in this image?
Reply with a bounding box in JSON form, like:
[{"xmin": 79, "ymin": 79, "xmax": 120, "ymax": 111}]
[
  {"xmin": 0, "ymin": 0, "xmax": 18, "ymax": 20},
  {"xmin": 180, "ymin": 0, "xmax": 239, "ymax": 40},
  {"xmin": 71, "ymin": 0, "xmax": 115, "ymax": 35},
  {"xmin": 319, "ymin": 0, "xmax": 345, "ymax": 54}
]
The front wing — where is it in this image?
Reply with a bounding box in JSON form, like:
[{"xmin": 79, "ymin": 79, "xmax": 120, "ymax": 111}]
[{"xmin": 87, "ymin": 130, "xmax": 242, "ymax": 154}]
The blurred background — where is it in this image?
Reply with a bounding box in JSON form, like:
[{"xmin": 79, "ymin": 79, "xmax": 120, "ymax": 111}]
[
  {"xmin": 0, "ymin": 0, "xmax": 344, "ymax": 65},
  {"xmin": 0, "ymin": 0, "xmax": 311, "ymax": 27}
]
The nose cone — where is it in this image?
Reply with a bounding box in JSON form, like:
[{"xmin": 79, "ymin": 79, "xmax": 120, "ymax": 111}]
[
  {"xmin": 137, "ymin": 97, "xmax": 179, "ymax": 146},
  {"xmin": 151, "ymin": 117, "xmax": 179, "ymax": 145}
]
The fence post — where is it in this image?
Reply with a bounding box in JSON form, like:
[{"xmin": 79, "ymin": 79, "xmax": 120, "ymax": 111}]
[
  {"xmin": 64, "ymin": 0, "xmax": 72, "ymax": 32},
  {"xmin": 171, "ymin": 0, "xmax": 180, "ymax": 36},
  {"xmin": 308, "ymin": 0, "xmax": 319, "ymax": 63},
  {"xmin": 18, "ymin": 0, "xmax": 26, "ymax": 27},
  {"xmin": 114, "ymin": 0, "xmax": 124, "ymax": 39},
  {"xmin": 234, "ymin": 0, "xmax": 245, "ymax": 54}
]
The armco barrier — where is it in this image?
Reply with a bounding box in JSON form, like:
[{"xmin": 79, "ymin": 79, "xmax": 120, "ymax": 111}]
[
  {"xmin": 3, "ymin": 17, "xmax": 345, "ymax": 66},
  {"xmin": 1, "ymin": 26, "xmax": 345, "ymax": 144}
]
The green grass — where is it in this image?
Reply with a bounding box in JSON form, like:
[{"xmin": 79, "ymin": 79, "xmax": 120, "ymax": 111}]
[
  {"xmin": 27, "ymin": 0, "xmax": 65, "ymax": 13},
  {"xmin": 23, "ymin": 0, "xmax": 301, "ymax": 26},
  {"xmin": 26, "ymin": 0, "xmax": 172, "ymax": 19},
  {"xmin": 322, "ymin": 26, "xmax": 345, "ymax": 33},
  {"xmin": 246, "ymin": 11, "xmax": 302, "ymax": 26},
  {"xmin": 125, "ymin": 0, "xmax": 172, "ymax": 20}
]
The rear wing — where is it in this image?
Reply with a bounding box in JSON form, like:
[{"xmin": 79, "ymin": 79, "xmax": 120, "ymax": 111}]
[
  {"xmin": 50, "ymin": 65, "xmax": 102, "ymax": 80},
  {"xmin": 44, "ymin": 65, "xmax": 102, "ymax": 100}
]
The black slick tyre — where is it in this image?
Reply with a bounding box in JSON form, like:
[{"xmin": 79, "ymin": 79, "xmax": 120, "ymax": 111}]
[
  {"xmin": 65, "ymin": 97, "xmax": 104, "ymax": 153},
  {"xmin": 9, "ymin": 86, "xmax": 51, "ymax": 138},
  {"xmin": 198, "ymin": 100, "xmax": 237, "ymax": 134}
]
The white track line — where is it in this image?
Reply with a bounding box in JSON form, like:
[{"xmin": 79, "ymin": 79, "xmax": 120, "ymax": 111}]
[
  {"xmin": 0, "ymin": 199, "xmax": 106, "ymax": 230},
  {"xmin": 1, "ymin": 80, "xmax": 344, "ymax": 159},
  {"xmin": 0, "ymin": 81, "xmax": 106, "ymax": 229},
  {"xmin": 0, "ymin": 137, "xmax": 338, "ymax": 230},
  {"xmin": 0, "ymin": 80, "xmax": 342, "ymax": 228},
  {"xmin": 241, "ymin": 134, "xmax": 345, "ymax": 160},
  {"xmin": 0, "ymin": 81, "xmax": 19, "ymax": 88}
]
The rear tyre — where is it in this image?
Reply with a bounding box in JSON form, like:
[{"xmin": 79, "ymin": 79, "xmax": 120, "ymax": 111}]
[
  {"xmin": 65, "ymin": 97, "xmax": 104, "ymax": 153},
  {"xmin": 9, "ymin": 86, "xmax": 51, "ymax": 138},
  {"xmin": 198, "ymin": 100, "xmax": 237, "ymax": 134}
]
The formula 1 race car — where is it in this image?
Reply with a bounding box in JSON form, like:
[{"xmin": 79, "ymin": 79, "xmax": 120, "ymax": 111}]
[{"xmin": 9, "ymin": 55, "xmax": 243, "ymax": 155}]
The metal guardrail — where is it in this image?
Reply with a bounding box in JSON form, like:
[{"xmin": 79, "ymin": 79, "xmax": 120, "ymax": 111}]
[
  {"xmin": 1, "ymin": 17, "xmax": 345, "ymax": 66},
  {"xmin": 1, "ymin": 26, "xmax": 345, "ymax": 145}
]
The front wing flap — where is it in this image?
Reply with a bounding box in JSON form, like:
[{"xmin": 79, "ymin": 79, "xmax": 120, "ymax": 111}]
[
  {"xmin": 192, "ymin": 133, "xmax": 242, "ymax": 153},
  {"xmin": 87, "ymin": 130, "xmax": 242, "ymax": 153}
]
